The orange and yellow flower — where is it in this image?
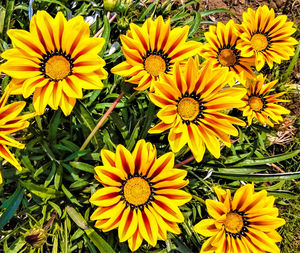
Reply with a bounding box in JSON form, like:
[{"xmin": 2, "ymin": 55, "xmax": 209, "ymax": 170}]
[
  {"xmin": 240, "ymin": 74, "xmax": 290, "ymax": 127},
  {"xmin": 194, "ymin": 184, "xmax": 285, "ymax": 253},
  {"xmin": 148, "ymin": 58, "xmax": 246, "ymax": 162},
  {"xmin": 200, "ymin": 20, "xmax": 255, "ymax": 86},
  {"xmin": 1, "ymin": 11, "xmax": 107, "ymax": 116},
  {"xmin": 0, "ymin": 88, "xmax": 35, "ymax": 183},
  {"xmin": 89, "ymin": 139, "xmax": 191, "ymax": 251},
  {"xmin": 111, "ymin": 16, "xmax": 201, "ymax": 91},
  {"xmin": 236, "ymin": 5, "xmax": 298, "ymax": 71}
]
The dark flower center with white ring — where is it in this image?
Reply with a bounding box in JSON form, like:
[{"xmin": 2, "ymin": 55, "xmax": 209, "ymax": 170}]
[
  {"xmin": 142, "ymin": 49, "xmax": 171, "ymax": 77},
  {"xmin": 39, "ymin": 49, "xmax": 74, "ymax": 82},
  {"xmin": 120, "ymin": 174, "xmax": 155, "ymax": 211},
  {"xmin": 177, "ymin": 91, "xmax": 206, "ymax": 125}
]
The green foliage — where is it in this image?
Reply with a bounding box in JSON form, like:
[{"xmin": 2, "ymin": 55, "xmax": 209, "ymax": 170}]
[{"xmin": 0, "ymin": 0, "xmax": 299, "ymax": 252}]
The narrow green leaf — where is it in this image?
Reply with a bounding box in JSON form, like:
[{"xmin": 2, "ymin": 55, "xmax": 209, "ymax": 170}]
[
  {"xmin": 232, "ymin": 150, "xmax": 300, "ymax": 167},
  {"xmin": 282, "ymin": 42, "xmax": 300, "ymax": 82},
  {"xmin": 85, "ymin": 228, "xmax": 115, "ymax": 253},
  {"xmin": 1, "ymin": 0, "xmax": 14, "ymax": 40},
  {"xmin": 73, "ymin": 102, "xmax": 103, "ymax": 149},
  {"xmin": 189, "ymin": 12, "xmax": 201, "ymax": 37},
  {"xmin": 66, "ymin": 206, "xmax": 88, "ymax": 230},
  {"xmin": 200, "ymin": 8, "xmax": 235, "ymax": 17},
  {"xmin": 139, "ymin": 101, "xmax": 156, "ymax": 139},
  {"xmin": 54, "ymin": 164, "xmax": 62, "ymax": 190},
  {"xmin": 63, "ymin": 150, "xmax": 90, "ymax": 162},
  {"xmin": 0, "ymin": 185, "xmax": 24, "ymax": 229},
  {"xmin": 48, "ymin": 110, "xmax": 61, "ymax": 141},
  {"xmin": 69, "ymin": 162, "xmax": 95, "ymax": 173},
  {"xmin": 21, "ymin": 180, "xmax": 63, "ymax": 199},
  {"xmin": 62, "ymin": 184, "xmax": 82, "ymax": 207},
  {"xmin": 211, "ymin": 171, "xmax": 300, "ymax": 182},
  {"xmin": 99, "ymin": 15, "xmax": 110, "ymax": 57},
  {"xmin": 48, "ymin": 201, "xmax": 62, "ymax": 217}
]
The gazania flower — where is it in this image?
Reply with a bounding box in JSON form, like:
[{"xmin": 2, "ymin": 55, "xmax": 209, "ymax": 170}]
[
  {"xmin": 240, "ymin": 74, "xmax": 290, "ymax": 127},
  {"xmin": 0, "ymin": 88, "xmax": 35, "ymax": 184},
  {"xmin": 200, "ymin": 20, "xmax": 255, "ymax": 86},
  {"xmin": 193, "ymin": 184, "xmax": 285, "ymax": 253},
  {"xmin": 236, "ymin": 5, "xmax": 298, "ymax": 71},
  {"xmin": 89, "ymin": 139, "xmax": 191, "ymax": 251},
  {"xmin": 111, "ymin": 16, "xmax": 201, "ymax": 91},
  {"xmin": 1, "ymin": 10, "xmax": 107, "ymax": 116},
  {"xmin": 148, "ymin": 58, "xmax": 246, "ymax": 162}
]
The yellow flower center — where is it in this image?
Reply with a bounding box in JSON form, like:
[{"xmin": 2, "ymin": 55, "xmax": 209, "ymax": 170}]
[
  {"xmin": 218, "ymin": 49, "xmax": 237, "ymax": 67},
  {"xmin": 177, "ymin": 97, "xmax": 200, "ymax": 121},
  {"xmin": 123, "ymin": 177, "xmax": 151, "ymax": 206},
  {"xmin": 251, "ymin": 34, "xmax": 269, "ymax": 52},
  {"xmin": 249, "ymin": 96, "xmax": 263, "ymax": 111},
  {"xmin": 144, "ymin": 55, "xmax": 166, "ymax": 77},
  {"xmin": 224, "ymin": 212, "xmax": 244, "ymax": 234},
  {"xmin": 45, "ymin": 55, "xmax": 71, "ymax": 80}
]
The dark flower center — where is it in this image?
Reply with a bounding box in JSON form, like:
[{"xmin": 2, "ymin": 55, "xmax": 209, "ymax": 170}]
[{"xmin": 39, "ymin": 49, "xmax": 74, "ymax": 82}]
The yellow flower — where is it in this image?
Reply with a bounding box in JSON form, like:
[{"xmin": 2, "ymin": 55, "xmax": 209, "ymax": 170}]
[
  {"xmin": 193, "ymin": 184, "xmax": 285, "ymax": 253},
  {"xmin": 236, "ymin": 5, "xmax": 298, "ymax": 71},
  {"xmin": 111, "ymin": 16, "xmax": 201, "ymax": 91},
  {"xmin": 89, "ymin": 139, "xmax": 191, "ymax": 251},
  {"xmin": 0, "ymin": 88, "xmax": 35, "ymax": 184},
  {"xmin": 1, "ymin": 11, "xmax": 107, "ymax": 116},
  {"xmin": 200, "ymin": 20, "xmax": 255, "ymax": 86},
  {"xmin": 148, "ymin": 58, "xmax": 246, "ymax": 162},
  {"xmin": 240, "ymin": 74, "xmax": 290, "ymax": 127}
]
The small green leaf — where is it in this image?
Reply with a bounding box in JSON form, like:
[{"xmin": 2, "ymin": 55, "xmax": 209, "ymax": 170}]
[{"xmin": 62, "ymin": 184, "xmax": 82, "ymax": 207}]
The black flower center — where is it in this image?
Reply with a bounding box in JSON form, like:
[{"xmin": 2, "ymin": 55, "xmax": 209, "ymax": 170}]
[
  {"xmin": 143, "ymin": 49, "xmax": 171, "ymax": 77},
  {"xmin": 39, "ymin": 49, "xmax": 74, "ymax": 82},
  {"xmin": 177, "ymin": 92, "xmax": 206, "ymax": 125}
]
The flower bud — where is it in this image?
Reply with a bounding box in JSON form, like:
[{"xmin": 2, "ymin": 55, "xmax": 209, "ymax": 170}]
[
  {"xmin": 25, "ymin": 228, "xmax": 47, "ymax": 248},
  {"xmin": 103, "ymin": 0, "xmax": 119, "ymax": 11}
]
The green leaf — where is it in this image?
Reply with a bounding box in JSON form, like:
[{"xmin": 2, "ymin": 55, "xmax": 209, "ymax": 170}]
[
  {"xmin": 48, "ymin": 201, "xmax": 62, "ymax": 217},
  {"xmin": 85, "ymin": 228, "xmax": 115, "ymax": 253},
  {"xmin": 232, "ymin": 150, "xmax": 300, "ymax": 167},
  {"xmin": 0, "ymin": 185, "xmax": 24, "ymax": 229},
  {"xmin": 99, "ymin": 15, "xmax": 110, "ymax": 57},
  {"xmin": 73, "ymin": 102, "xmax": 103, "ymax": 149},
  {"xmin": 200, "ymin": 8, "xmax": 235, "ymax": 17},
  {"xmin": 66, "ymin": 206, "xmax": 88, "ymax": 230},
  {"xmin": 188, "ymin": 12, "xmax": 201, "ymax": 37},
  {"xmin": 282, "ymin": 41, "xmax": 300, "ymax": 82},
  {"xmin": 69, "ymin": 162, "xmax": 95, "ymax": 173},
  {"xmin": 21, "ymin": 180, "xmax": 63, "ymax": 199},
  {"xmin": 61, "ymin": 184, "xmax": 82, "ymax": 207},
  {"xmin": 210, "ymin": 171, "xmax": 300, "ymax": 182},
  {"xmin": 1, "ymin": 0, "xmax": 14, "ymax": 40}
]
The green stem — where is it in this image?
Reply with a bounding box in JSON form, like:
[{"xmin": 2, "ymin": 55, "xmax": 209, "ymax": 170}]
[
  {"xmin": 174, "ymin": 155, "xmax": 195, "ymax": 168},
  {"xmin": 192, "ymin": 194, "xmax": 205, "ymax": 204},
  {"xmin": 79, "ymin": 92, "xmax": 125, "ymax": 152}
]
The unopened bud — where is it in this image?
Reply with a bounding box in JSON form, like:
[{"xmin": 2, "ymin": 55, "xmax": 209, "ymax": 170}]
[
  {"xmin": 25, "ymin": 228, "xmax": 47, "ymax": 248},
  {"xmin": 103, "ymin": 0, "xmax": 119, "ymax": 11}
]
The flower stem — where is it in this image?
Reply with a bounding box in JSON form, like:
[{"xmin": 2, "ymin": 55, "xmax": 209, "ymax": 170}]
[
  {"xmin": 192, "ymin": 194, "xmax": 205, "ymax": 204},
  {"xmin": 174, "ymin": 155, "xmax": 195, "ymax": 168},
  {"xmin": 79, "ymin": 92, "xmax": 125, "ymax": 153}
]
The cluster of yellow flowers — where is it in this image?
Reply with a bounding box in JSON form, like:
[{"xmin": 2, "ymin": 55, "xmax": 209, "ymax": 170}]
[{"xmin": 0, "ymin": 5, "xmax": 297, "ymax": 252}]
